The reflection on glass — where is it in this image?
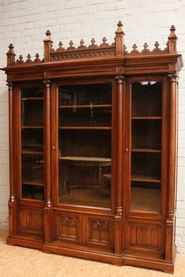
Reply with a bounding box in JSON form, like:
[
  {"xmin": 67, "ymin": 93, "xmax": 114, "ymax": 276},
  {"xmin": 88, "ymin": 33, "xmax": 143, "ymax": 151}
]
[
  {"xmin": 21, "ymin": 87, "xmax": 44, "ymax": 200},
  {"xmin": 58, "ymin": 84, "xmax": 112, "ymax": 208},
  {"xmin": 131, "ymin": 81, "xmax": 162, "ymax": 212}
]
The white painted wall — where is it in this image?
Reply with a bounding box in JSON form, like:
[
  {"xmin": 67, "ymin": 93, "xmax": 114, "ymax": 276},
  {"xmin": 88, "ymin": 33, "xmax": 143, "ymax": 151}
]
[{"xmin": 0, "ymin": 0, "xmax": 185, "ymax": 253}]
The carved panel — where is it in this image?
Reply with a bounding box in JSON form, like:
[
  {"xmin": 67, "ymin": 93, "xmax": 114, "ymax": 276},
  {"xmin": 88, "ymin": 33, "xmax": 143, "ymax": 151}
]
[
  {"xmin": 19, "ymin": 209, "xmax": 44, "ymax": 235},
  {"xmin": 50, "ymin": 48, "xmax": 116, "ymax": 60},
  {"xmin": 127, "ymin": 222, "xmax": 162, "ymax": 251},
  {"xmin": 56, "ymin": 213, "xmax": 80, "ymax": 242},
  {"xmin": 88, "ymin": 218, "xmax": 112, "ymax": 246}
]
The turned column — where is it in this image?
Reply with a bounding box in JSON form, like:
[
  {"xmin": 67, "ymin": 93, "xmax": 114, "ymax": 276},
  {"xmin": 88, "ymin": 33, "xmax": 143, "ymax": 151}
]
[
  {"xmin": 165, "ymin": 74, "xmax": 178, "ymax": 261},
  {"xmin": 114, "ymin": 76, "xmax": 124, "ymax": 254},
  {"xmin": 44, "ymin": 80, "xmax": 52, "ymax": 243},
  {"xmin": 7, "ymin": 82, "xmax": 17, "ymax": 236}
]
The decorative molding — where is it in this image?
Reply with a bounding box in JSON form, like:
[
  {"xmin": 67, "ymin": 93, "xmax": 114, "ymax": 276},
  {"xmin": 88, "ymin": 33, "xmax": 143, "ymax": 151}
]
[
  {"xmin": 5, "ymin": 23, "xmax": 179, "ymax": 66},
  {"xmin": 50, "ymin": 48, "xmax": 116, "ymax": 60}
]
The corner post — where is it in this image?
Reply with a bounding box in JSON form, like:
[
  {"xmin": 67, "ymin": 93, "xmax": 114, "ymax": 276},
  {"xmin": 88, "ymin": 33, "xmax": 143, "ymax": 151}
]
[{"xmin": 115, "ymin": 21, "xmax": 125, "ymax": 56}]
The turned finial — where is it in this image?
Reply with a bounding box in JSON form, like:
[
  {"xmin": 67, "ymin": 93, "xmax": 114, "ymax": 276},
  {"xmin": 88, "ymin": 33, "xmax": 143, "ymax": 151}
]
[
  {"xmin": 168, "ymin": 25, "xmax": 177, "ymax": 53},
  {"xmin": 6, "ymin": 43, "xmax": 16, "ymax": 66},
  {"xmin": 45, "ymin": 30, "xmax": 52, "ymax": 40},
  {"xmin": 43, "ymin": 30, "xmax": 53, "ymax": 62},
  {"xmin": 115, "ymin": 21, "xmax": 125, "ymax": 56}
]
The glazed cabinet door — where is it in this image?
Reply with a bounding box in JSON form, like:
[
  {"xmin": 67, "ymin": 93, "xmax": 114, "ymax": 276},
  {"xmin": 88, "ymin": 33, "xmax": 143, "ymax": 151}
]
[
  {"xmin": 50, "ymin": 80, "xmax": 118, "ymax": 253},
  {"xmin": 21, "ymin": 86, "xmax": 44, "ymax": 201},
  {"xmin": 11, "ymin": 83, "xmax": 45, "ymax": 241},
  {"xmin": 124, "ymin": 77, "xmax": 169, "ymax": 258},
  {"xmin": 57, "ymin": 82, "xmax": 112, "ymax": 208}
]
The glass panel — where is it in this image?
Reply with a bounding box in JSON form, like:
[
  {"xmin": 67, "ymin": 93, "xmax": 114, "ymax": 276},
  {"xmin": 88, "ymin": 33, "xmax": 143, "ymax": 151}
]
[
  {"xmin": 131, "ymin": 81, "xmax": 162, "ymax": 212},
  {"xmin": 21, "ymin": 87, "xmax": 44, "ymax": 200},
  {"xmin": 58, "ymin": 83, "xmax": 112, "ymax": 208}
]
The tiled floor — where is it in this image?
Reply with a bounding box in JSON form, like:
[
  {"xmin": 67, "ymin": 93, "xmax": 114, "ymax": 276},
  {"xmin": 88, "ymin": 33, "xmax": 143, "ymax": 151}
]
[{"xmin": 0, "ymin": 228, "xmax": 184, "ymax": 277}]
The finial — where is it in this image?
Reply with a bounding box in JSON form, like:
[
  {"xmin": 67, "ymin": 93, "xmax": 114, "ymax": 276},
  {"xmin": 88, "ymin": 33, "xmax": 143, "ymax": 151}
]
[
  {"xmin": 43, "ymin": 30, "xmax": 53, "ymax": 62},
  {"xmin": 6, "ymin": 43, "xmax": 16, "ymax": 66},
  {"xmin": 117, "ymin": 21, "xmax": 123, "ymax": 27},
  {"xmin": 78, "ymin": 39, "xmax": 86, "ymax": 49},
  {"xmin": 115, "ymin": 21, "xmax": 125, "ymax": 56},
  {"xmin": 101, "ymin": 37, "xmax": 108, "ymax": 46},
  {"xmin": 45, "ymin": 30, "xmax": 52, "ymax": 36},
  {"xmin": 153, "ymin": 41, "xmax": 161, "ymax": 52},
  {"xmin": 142, "ymin": 42, "xmax": 149, "ymax": 53},
  {"xmin": 8, "ymin": 43, "xmax": 14, "ymax": 49},
  {"xmin": 131, "ymin": 44, "xmax": 138, "ymax": 53},
  {"xmin": 91, "ymin": 38, "xmax": 96, "ymax": 47},
  {"xmin": 44, "ymin": 30, "xmax": 53, "ymax": 42},
  {"xmin": 115, "ymin": 21, "xmax": 124, "ymax": 35},
  {"xmin": 170, "ymin": 25, "xmax": 176, "ymax": 32},
  {"xmin": 168, "ymin": 25, "xmax": 177, "ymax": 53},
  {"xmin": 168, "ymin": 25, "xmax": 177, "ymax": 39}
]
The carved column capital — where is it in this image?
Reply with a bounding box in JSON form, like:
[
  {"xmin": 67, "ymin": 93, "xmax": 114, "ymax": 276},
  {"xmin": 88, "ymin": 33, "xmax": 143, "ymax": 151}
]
[
  {"xmin": 115, "ymin": 75, "xmax": 124, "ymax": 83},
  {"xmin": 43, "ymin": 79, "xmax": 51, "ymax": 86},
  {"xmin": 168, "ymin": 73, "xmax": 178, "ymax": 83}
]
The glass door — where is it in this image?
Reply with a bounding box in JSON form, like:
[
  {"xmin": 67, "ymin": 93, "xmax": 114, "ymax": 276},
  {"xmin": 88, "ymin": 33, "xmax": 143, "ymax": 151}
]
[
  {"xmin": 21, "ymin": 86, "xmax": 44, "ymax": 200},
  {"xmin": 130, "ymin": 81, "xmax": 162, "ymax": 212},
  {"xmin": 58, "ymin": 83, "xmax": 112, "ymax": 208}
]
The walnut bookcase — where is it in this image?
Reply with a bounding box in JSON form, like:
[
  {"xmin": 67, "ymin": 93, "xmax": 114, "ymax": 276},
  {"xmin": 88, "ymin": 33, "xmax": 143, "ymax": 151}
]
[{"xmin": 1, "ymin": 22, "xmax": 183, "ymax": 273}]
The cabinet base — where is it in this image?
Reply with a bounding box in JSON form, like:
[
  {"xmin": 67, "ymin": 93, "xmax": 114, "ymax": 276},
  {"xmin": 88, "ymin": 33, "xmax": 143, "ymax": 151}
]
[
  {"xmin": 7, "ymin": 235, "xmax": 44, "ymax": 250},
  {"xmin": 7, "ymin": 236, "xmax": 175, "ymax": 273},
  {"xmin": 123, "ymin": 254, "xmax": 175, "ymax": 274},
  {"xmin": 43, "ymin": 242, "xmax": 123, "ymax": 266}
]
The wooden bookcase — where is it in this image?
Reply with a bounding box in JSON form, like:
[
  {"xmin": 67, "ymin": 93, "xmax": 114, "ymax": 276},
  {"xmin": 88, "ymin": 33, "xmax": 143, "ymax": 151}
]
[{"xmin": 1, "ymin": 22, "xmax": 183, "ymax": 273}]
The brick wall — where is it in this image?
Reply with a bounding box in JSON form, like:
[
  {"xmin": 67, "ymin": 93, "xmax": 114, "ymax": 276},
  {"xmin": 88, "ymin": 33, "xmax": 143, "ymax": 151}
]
[{"xmin": 0, "ymin": 0, "xmax": 185, "ymax": 253}]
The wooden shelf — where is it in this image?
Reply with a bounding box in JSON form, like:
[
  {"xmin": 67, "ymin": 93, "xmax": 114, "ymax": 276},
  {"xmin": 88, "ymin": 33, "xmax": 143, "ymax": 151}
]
[
  {"xmin": 132, "ymin": 148, "xmax": 161, "ymax": 153},
  {"xmin": 131, "ymin": 175, "xmax": 161, "ymax": 183},
  {"xmin": 59, "ymin": 126, "xmax": 111, "ymax": 130},
  {"xmin": 22, "ymin": 180, "xmax": 44, "ymax": 186},
  {"xmin": 132, "ymin": 117, "xmax": 162, "ymax": 120},
  {"xmin": 22, "ymin": 97, "xmax": 44, "ymax": 101},
  {"xmin": 22, "ymin": 126, "xmax": 43, "ymax": 129},
  {"xmin": 59, "ymin": 104, "xmax": 111, "ymax": 109},
  {"xmin": 22, "ymin": 151, "xmax": 43, "ymax": 155}
]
